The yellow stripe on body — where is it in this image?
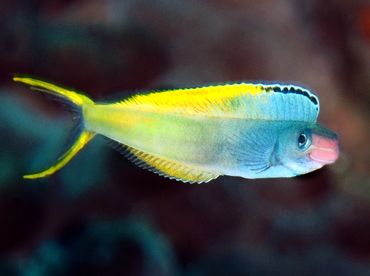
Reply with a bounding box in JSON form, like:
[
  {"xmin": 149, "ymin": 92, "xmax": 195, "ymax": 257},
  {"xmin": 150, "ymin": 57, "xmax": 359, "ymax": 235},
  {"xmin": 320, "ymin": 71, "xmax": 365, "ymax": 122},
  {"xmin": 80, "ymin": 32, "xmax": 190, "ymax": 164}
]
[
  {"xmin": 84, "ymin": 103, "xmax": 229, "ymax": 167},
  {"xmin": 118, "ymin": 84, "xmax": 265, "ymax": 118},
  {"xmin": 84, "ymin": 103, "xmax": 229, "ymax": 183}
]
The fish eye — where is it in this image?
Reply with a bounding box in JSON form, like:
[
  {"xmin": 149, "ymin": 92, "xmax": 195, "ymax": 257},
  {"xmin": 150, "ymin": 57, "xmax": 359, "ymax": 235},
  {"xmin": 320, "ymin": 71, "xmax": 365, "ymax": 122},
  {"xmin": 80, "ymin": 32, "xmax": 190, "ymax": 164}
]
[{"xmin": 297, "ymin": 130, "xmax": 311, "ymax": 150}]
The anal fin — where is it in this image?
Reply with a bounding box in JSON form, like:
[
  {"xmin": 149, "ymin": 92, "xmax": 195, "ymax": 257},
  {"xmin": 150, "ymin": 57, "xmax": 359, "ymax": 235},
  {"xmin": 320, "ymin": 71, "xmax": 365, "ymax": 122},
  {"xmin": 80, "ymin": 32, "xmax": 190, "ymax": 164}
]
[{"xmin": 110, "ymin": 141, "xmax": 219, "ymax": 184}]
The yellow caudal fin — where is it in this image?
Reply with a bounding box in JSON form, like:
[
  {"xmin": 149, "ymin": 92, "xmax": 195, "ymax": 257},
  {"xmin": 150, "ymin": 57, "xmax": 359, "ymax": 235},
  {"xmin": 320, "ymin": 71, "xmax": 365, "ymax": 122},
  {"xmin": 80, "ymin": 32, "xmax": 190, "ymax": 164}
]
[
  {"xmin": 14, "ymin": 76, "xmax": 96, "ymax": 178},
  {"xmin": 13, "ymin": 77, "xmax": 94, "ymax": 106},
  {"xmin": 24, "ymin": 130, "xmax": 96, "ymax": 179}
]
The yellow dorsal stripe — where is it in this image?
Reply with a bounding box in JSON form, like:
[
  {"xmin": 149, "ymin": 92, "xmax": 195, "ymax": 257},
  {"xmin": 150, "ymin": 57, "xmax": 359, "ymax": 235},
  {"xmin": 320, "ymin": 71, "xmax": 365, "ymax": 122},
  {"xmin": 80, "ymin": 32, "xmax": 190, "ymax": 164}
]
[
  {"xmin": 23, "ymin": 130, "xmax": 96, "ymax": 179},
  {"xmin": 120, "ymin": 83, "xmax": 263, "ymax": 115}
]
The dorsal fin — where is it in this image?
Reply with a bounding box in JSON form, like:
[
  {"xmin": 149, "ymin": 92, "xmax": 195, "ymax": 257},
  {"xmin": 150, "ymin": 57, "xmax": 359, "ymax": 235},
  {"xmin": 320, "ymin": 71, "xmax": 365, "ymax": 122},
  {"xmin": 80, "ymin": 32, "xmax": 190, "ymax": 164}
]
[
  {"xmin": 115, "ymin": 83, "xmax": 319, "ymax": 123},
  {"xmin": 109, "ymin": 141, "xmax": 219, "ymax": 184}
]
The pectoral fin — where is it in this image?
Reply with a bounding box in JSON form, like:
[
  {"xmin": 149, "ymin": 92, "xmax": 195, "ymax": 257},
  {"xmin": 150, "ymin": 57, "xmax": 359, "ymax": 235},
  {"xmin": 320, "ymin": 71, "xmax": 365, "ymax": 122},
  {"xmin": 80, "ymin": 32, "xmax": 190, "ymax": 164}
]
[{"xmin": 228, "ymin": 128, "xmax": 276, "ymax": 173}]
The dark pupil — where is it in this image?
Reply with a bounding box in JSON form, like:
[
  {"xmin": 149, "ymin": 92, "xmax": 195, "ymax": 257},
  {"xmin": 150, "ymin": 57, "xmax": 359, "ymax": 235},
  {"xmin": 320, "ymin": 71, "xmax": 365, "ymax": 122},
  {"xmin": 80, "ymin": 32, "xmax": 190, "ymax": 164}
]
[{"xmin": 298, "ymin": 134, "xmax": 306, "ymax": 145}]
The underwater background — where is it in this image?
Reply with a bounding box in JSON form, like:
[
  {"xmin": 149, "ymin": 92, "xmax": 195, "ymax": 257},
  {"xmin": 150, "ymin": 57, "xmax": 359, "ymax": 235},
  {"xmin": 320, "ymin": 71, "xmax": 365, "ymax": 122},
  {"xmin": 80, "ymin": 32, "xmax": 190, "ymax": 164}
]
[{"xmin": 1, "ymin": 0, "xmax": 370, "ymax": 275}]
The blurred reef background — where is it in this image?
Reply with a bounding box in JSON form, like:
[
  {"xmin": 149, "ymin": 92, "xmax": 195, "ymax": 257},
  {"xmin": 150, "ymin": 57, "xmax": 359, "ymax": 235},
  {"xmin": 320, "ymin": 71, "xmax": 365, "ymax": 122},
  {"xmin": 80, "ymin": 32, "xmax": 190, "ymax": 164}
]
[{"xmin": 2, "ymin": 0, "xmax": 370, "ymax": 275}]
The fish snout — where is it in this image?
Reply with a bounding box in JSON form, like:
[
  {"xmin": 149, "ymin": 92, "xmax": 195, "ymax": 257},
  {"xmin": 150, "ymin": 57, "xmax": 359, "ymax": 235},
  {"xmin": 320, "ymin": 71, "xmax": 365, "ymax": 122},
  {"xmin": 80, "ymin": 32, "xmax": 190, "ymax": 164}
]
[{"xmin": 309, "ymin": 133, "xmax": 339, "ymax": 165}]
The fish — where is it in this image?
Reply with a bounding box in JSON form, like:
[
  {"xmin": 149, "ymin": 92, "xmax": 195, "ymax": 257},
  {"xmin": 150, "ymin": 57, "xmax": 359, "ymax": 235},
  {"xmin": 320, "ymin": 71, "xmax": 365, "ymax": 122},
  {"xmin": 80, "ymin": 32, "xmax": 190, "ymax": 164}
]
[{"xmin": 14, "ymin": 77, "xmax": 339, "ymax": 184}]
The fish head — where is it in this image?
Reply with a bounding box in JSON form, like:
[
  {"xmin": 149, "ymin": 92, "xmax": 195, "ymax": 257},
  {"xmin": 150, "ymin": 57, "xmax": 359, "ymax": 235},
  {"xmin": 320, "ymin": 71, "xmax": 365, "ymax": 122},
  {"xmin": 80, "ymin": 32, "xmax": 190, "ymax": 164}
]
[{"xmin": 276, "ymin": 123, "xmax": 339, "ymax": 175}]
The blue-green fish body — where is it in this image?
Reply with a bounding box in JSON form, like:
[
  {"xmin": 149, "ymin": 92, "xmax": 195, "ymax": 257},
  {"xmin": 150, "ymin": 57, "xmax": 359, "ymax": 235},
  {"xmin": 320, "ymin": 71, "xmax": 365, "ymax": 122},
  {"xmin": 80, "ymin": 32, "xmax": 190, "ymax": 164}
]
[{"xmin": 14, "ymin": 78, "xmax": 339, "ymax": 183}]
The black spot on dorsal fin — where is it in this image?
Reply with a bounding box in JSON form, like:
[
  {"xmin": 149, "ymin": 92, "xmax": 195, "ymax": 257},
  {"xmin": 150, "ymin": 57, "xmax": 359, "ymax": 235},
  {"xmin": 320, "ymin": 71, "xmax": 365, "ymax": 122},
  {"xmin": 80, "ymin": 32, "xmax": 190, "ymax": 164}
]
[{"xmin": 269, "ymin": 85, "xmax": 319, "ymax": 107}]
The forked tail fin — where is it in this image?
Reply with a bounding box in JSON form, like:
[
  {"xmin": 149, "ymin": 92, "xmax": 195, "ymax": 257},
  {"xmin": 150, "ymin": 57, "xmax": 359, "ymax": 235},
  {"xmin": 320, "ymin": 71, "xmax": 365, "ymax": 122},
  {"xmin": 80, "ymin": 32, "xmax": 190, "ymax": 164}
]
[{"xmin": 13, "ymin": 77, "xmax": 96, "ymax": 179}]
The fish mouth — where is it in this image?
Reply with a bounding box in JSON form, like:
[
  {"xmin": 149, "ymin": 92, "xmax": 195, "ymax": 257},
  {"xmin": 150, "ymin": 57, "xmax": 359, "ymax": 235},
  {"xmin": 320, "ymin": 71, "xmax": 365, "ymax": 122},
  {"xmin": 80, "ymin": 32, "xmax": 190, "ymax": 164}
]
[
  {"xmin": 309, "ymin": 149, "xmax": 338, "ymax": 165},
  {"xmin": 309, "ymin": 134, "xmax": 339, "ymax": 165}
]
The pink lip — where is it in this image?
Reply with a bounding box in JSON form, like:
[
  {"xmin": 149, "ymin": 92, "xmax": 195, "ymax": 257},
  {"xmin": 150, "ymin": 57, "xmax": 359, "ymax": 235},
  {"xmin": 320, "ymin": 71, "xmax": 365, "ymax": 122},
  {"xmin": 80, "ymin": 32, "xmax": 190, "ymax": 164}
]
[
  {"xmin": 309, "ymin": 150, "xmax": 338, "ymax": 164},
  {"xmin": 309, "ymin": 134, "xmax": 339, "ymax": 165}
]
